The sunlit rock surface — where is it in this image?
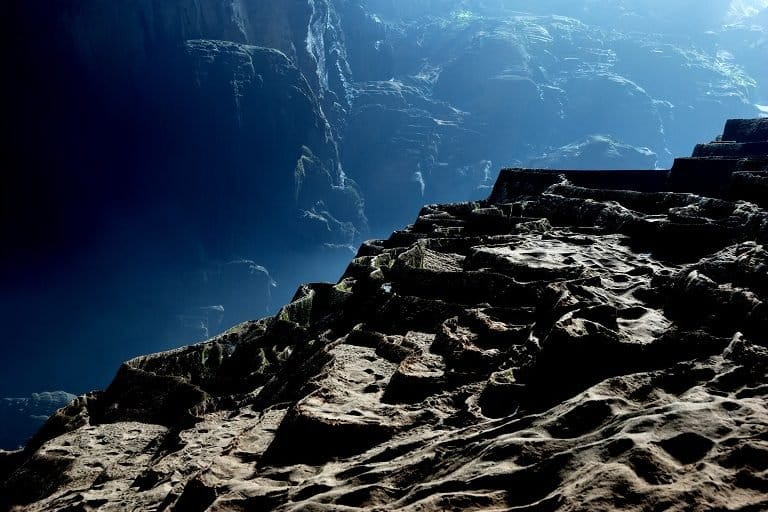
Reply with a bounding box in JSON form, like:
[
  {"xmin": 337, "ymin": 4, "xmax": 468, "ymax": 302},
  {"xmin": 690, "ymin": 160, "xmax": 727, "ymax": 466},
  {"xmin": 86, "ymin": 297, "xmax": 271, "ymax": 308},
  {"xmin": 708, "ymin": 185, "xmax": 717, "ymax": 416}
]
[
  {"xmin": 4, "ymin": 0, "xmax": 767, "ymax": 403},
  {"xmin": 2, "ymin": 119, "xmax": 766, "ymax": 511}
]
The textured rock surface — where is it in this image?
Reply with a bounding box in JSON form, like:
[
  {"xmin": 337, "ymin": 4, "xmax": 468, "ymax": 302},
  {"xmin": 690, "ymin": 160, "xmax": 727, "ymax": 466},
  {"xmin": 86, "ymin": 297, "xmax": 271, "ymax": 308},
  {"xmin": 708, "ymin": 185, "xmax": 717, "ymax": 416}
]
[
  {"xmin": 4, "ymin": 0, "xmax": 767, "ymax": 404},
  {"xmin": 2, "ymin": 119, "xmax": 766, "ymax": 511}
]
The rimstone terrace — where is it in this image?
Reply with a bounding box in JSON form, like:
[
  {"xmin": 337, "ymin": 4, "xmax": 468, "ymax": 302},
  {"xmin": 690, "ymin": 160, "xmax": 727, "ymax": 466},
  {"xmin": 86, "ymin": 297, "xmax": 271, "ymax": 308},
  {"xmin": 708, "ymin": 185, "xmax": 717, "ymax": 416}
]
[{"xmin": 1, "ymin": 119, "xmax": 767, "ymax": 511}]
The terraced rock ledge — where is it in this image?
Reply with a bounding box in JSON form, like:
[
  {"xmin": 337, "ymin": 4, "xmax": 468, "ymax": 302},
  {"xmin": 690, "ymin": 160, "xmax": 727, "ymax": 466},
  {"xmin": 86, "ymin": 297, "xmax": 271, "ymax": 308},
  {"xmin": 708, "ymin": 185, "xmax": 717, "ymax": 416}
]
[{"xmin": 2, "ymin": 118, "xmax": 767, "ymax": 511}]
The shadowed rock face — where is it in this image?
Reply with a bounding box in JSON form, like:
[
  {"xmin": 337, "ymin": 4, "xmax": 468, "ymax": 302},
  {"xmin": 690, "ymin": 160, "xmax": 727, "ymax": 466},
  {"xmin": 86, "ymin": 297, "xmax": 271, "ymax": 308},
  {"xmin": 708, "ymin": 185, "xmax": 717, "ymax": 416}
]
[
  {"xmin": 5, "ymin": 0, "xmax": 364, "ymax": 258},
  {"xmin": 2, "ymin": 119, "xmax": 766, "ymax": 511}
]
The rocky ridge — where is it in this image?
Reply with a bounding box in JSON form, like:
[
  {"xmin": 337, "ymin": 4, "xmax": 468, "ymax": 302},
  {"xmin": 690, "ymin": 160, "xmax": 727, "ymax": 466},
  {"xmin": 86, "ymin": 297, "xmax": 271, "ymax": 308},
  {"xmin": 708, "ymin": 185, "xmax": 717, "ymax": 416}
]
[
  {"xmin": 4, "ymin": 0, "xmax": 767, "ymax": 410},
  {"xmin": 1, "ymin": 119, "xmax": 767, "ymax": 511}
]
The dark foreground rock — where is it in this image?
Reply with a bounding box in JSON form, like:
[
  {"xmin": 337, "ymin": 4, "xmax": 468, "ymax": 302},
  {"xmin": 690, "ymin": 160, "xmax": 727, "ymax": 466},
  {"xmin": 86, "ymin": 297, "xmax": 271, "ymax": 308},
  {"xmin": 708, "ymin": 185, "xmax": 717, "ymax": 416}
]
[{"xmin": 2, "ymin": 119, "xmax": 767, "ymax": 511}]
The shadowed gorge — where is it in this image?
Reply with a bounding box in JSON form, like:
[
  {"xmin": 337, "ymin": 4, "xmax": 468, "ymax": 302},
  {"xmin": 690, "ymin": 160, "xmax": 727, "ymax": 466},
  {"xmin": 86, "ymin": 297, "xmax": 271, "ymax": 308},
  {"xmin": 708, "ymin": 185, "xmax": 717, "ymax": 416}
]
[
  {"xmin": 3, "ymin": 2, "xmax": 767, "ymax": 442},
  {"xmin": 1, "ymin": 119, "xmax": 766, "ymax": 511}
]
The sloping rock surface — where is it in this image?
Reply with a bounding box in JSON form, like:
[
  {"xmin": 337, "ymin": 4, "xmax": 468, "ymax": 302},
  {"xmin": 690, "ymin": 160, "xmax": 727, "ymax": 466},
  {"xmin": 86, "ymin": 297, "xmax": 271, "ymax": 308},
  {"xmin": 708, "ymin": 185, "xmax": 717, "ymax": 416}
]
[{"xmin": 2, "ymin": 120, "xmax": 767, "ymax": 511}]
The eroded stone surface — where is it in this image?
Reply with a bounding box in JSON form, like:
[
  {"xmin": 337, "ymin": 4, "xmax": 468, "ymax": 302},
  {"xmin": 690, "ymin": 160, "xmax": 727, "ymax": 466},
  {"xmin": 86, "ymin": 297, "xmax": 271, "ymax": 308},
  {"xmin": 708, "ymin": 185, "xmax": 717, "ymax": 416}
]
[{"xmin": 2, "ymin": 121, "xmax": 767, "ymax": 511}]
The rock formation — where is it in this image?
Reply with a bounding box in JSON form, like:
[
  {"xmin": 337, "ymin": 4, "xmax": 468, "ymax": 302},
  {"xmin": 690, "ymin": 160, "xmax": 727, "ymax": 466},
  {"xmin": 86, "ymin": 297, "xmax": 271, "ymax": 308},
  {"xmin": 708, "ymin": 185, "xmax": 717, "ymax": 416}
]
[
  {"xmin": 2, "ymin": 118, "xmax": 766, "ymax": 511},
  {"xmin": 4, "ymin": 0, "xmax": 766, "ymax": 407}
]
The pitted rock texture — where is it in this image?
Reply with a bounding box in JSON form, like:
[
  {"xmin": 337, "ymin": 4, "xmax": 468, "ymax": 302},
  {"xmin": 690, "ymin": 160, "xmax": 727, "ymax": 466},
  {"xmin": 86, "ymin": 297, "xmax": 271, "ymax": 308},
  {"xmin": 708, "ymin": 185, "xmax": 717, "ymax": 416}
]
[
  {"xmin": 6, "ymin": 0, "xmax": 767, "ymax": 407},
  {"xmin": 2, "ymin": 121, "xmax": 767, "ymax": 511}
]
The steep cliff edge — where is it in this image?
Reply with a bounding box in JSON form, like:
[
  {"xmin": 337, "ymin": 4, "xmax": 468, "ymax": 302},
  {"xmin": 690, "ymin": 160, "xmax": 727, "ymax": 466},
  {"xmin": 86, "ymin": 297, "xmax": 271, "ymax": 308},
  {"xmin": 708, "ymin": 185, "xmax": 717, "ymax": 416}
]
[
  {"xmin": 2, "ymin": 118, "xmax": 766, "ymax": 511},
  {"xmin": 2, "ymin": 0, "xmax": 373, "ymax": 404},
  {"xmin": 4, "ymin": 0, "xmax": 765, "ymax": 416}
]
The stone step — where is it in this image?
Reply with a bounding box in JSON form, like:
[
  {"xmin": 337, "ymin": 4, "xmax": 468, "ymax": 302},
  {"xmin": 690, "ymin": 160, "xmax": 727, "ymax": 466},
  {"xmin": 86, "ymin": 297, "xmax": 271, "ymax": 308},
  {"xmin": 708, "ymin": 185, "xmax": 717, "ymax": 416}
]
[
  {"xmin": 722, "ymin": 118, "xmax": 768, "ymax": 143},
  {"xmin": 692, "ymin": 142, "xmax": 768, "ymax": 158},
  {"xmin": 668, "ymin": 158, "xmax": 738, "ymax": 195},
  {"xmin": 731, "ymin": 171, "xmax": 768, "ymax": 207},
  {"xmin": 489, "ymin": 169, "xmax": 669, "ymax": 202},
  {"xmin": 669, "ymin": 157, "xmax": 768, "ymax": 203}
]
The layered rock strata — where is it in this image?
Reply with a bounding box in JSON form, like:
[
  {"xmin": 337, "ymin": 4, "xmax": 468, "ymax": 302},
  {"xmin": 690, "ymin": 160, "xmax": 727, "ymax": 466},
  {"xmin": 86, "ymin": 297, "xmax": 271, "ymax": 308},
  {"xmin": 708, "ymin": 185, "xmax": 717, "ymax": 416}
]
[{"xmin": 2, "ymin": 119, "xmax": 767, "ymax": 511}]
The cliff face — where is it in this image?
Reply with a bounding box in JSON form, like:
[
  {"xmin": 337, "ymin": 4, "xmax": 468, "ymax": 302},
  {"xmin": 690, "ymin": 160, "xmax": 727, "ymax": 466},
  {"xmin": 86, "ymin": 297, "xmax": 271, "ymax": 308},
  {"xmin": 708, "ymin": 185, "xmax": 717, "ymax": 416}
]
[
  {"xmin": 6, "ymin": 0, "xmax": 763, "ymax": 264},
  {"xmin": 3, "ymin": 0, "xmax": 373, "ymax": 399},
  {"xmin": 2, "ymin": 0, "xmax": 767, "ymax": 452},
  {"xmin": 2, "ymin": 119, "xmax": 766, "ymax": 511},
  {"xmin": 339, "ymin": 6, "xmax": 766, "ymax": 233},
  {"xmin": 5, "ymin": 0, "xmax": 363, "ymax": 255}
]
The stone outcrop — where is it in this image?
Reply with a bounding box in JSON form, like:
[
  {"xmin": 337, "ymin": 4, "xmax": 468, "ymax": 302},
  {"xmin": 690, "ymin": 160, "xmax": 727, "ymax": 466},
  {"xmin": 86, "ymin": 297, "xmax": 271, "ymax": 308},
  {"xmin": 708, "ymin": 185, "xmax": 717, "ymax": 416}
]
[{"xmin": 2, "ymin": 119, "xmax": 766, "ymax": 511}]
